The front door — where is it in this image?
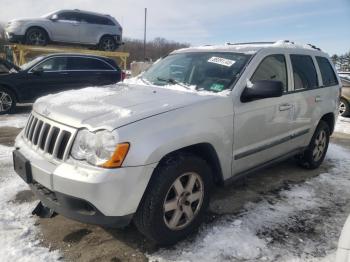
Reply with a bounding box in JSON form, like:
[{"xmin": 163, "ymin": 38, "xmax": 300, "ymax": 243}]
[
  {"xmin": 232, "ymin": 54, "xmax": 296, "ymax": 174},
  {"xmin": 20, "ymin": 57, "xmax": 73, "ymax": 101},
  {"xmin": 49, "ymin": 11, "xmax": 80, "ymax": 43}
]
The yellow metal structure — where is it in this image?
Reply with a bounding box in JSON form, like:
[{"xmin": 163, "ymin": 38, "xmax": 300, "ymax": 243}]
[{"xmin": 8, "ymin": 44, "xmax": 129, "ymax": 69}]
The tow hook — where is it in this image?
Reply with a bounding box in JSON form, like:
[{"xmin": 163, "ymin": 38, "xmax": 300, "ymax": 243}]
[{"xmin": 32, "ymin": 201, "xmax": 56, "ymax": 218}]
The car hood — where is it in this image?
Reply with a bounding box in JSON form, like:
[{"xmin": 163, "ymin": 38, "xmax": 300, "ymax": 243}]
[{"xmin": 33, "ymin": 83, "xmax": 220, "ymax": 131}]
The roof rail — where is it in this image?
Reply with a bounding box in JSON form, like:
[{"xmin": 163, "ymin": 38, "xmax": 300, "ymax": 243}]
[
  {"xmin": 307, "ymin": 44, "xmax": 321, "ymax": 51},
  {"xmin": 225, "ymin": 41, "xmax": 275, "ymax": 46}
]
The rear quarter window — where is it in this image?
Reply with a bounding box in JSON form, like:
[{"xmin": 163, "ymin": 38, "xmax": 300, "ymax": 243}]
[
  {"xmin": 316, "ymin": 56, "xmax": 338, "ymax": 86},
  {"xmin": 290, "ymin": 55, "xmax": 318, "ymax": 90}
]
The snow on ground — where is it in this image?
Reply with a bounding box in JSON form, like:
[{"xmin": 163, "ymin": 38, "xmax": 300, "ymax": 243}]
[
  {"xmin": 335, "ymin": 116, "xmax": 350, "ymax": 134},
  {"xmin": 0, "ymin": 144, "xmax": 60, "ymax": 261},
  {"xmin": 149, "ymin": 143, "xmax": 350, "ymax": 262},
  {"xmin": 0, "ymin": 113, "xmax": 29, "ymax": 128}
]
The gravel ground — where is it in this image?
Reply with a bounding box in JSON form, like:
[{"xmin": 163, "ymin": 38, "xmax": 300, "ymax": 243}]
[{"xmin": 0, "ymin": 110, "xmax": 350, "ymax": 262}]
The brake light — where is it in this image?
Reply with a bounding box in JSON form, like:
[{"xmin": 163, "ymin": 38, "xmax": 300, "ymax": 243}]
[{"xmin": 121, "ymin": 71, "xmax": 126, "ymax": 81}]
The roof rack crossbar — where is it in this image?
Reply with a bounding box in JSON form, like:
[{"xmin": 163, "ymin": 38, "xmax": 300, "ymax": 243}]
[{"xmin": 225, "ymin": 41, "xmax": 275, "ymax": 46}]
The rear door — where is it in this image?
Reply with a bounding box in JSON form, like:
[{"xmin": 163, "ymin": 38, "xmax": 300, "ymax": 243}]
[
  {"xmin": 67, "ymin": 56, "xmax": 120, "ymax": 86},
  {"xmin": 49, "ymin": 11, "xmax": 81, "ymax": 43},
  {"xmin": 285, "ymin": 54, "xmax": 321, "ymax": 148}
]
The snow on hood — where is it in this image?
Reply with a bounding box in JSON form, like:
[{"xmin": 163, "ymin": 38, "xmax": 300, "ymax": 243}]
[{"xmin": 34, "ymin": 82, "xmax": 228, "ymax": 131}]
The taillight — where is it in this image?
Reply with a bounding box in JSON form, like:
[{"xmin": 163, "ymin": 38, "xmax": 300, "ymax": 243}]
[{"xmin": 121, "ymin": 71, "xmax": 126, "ymax": 81}]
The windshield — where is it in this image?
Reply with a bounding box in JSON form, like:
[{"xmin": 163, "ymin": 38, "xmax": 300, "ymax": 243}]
[
  {"xmin": 142, "ymin": 52, "xmax": 251, "ymax": 92},
  {"xmin": 21, "ymin": 56, "xmax": 45, "ymax": 71}
]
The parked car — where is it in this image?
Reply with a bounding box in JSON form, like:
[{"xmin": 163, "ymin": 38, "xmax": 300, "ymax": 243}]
[
  {"xmin": 5, "ymin": 9, "xmax": 123, "ymax": 51},
  {"xmin": 336, "ymin": 215, "xmax": 350, "ymax": 262},
  {"xmin": 0, "ymin": 54, "xmax": 122, "ymax": 114},
  {"xmin": 13, "ymin": 41, "xmax": 340, "ymax": 245},
  {"xmin": 339, "ymin": 73, "xmax": 350, "ymax": 117}
]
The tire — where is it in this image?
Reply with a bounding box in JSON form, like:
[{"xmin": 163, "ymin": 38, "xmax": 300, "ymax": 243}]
[
  {"xmin": 298, "ymin": 120, "xmax": 330, "ymax": 169},
  {"xmin": 339, "ymin": 98, "xmax": 350, "ymax": 117},
  {"xmin": 133, "ymin": 153, "xmax": 212, "ymax": 246},
  {"xmin": 0, "ymin": 87, "xmax": 16, "ymax": 114},
  {"xmin": 98, "ymin": 36, "xmax": 117, "ymax": 51},
  {"xmin": 25, "ymin": 28, "xmax": 48, "ymax": 46}
]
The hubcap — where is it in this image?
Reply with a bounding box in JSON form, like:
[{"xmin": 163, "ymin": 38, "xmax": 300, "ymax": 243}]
[
  {"xmin": 312, "ymin": 130, "xmax": 327, "ymax": 162},
  {"xmin": 339, "ymin": 101, "xmax": 346, "ymax": 116},
  {"xmin": 0, "ymin": 91, "xmax": 12, "ymax": 112},
  {"xmin": 163, "ymin": 172, "xmax": 204, "ymax": 230},
  {"xmin": 28, "ymin": 31, "xmax": 45, "ymax": 45}
]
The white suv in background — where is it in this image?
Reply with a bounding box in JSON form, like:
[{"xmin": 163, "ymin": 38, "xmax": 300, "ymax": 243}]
[
  {"xmin": 13, "ymin": 40, "xmax": 340, "ymax": 245},
  {"xmin": 5, "ymin": 9, "xmax": 123, "ymax": 51}
]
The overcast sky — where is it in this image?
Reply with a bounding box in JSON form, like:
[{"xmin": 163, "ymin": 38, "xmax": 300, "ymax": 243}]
[{"xmin": 0, "ymin": 0, "xmax": 349, "ymax": 54}]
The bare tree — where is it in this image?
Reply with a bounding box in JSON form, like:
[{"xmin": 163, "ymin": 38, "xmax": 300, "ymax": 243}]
[{"xmin": 120, "ymin": 37, "xmax": 189, "ymax": 67}]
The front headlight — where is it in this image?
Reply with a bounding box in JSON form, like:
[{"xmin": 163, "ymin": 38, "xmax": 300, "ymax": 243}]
[
  {"xmin": 8, "ymin": 21, "xmax": 22, "ymax": 28},
  {"xmin": 71, "ymin": 129, "xmax": 130, "ymax": 168}
]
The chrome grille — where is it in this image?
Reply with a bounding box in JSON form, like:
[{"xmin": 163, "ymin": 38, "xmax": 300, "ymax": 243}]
[{"xmin": 23, "ymin": 113, "xmax": 76, "ymax": 160}]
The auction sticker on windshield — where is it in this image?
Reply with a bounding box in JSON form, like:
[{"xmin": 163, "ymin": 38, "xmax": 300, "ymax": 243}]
[{"xmin": 208, "ymin": 57, "xmax": 236, "ymax": 67}]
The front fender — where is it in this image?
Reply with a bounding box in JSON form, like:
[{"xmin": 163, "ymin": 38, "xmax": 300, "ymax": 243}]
[{"xmin": 118, "ymin": 97, "xmax": 234, "ymax": 179}]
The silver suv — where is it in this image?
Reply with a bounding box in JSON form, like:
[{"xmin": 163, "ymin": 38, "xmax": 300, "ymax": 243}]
[
  {"xmin": 13, "ymin": 41, "xmax": 340, "ymax": 245},
  {"xmin": 5, "ymin": 9, "xmax": 123, "ymax": 51}
]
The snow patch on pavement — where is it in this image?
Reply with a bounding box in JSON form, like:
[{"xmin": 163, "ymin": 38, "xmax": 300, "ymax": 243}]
[
  {"xmin": 148, "ymin": 143, "xmax": 350, "ymax": 262},
  {"xmin": 335, "ymin": 116, "xmax": 350, "ymax": 134},
  {"xmin": 0, "ymin": 145, "xmax": 60, "ymax": 261},
  {"xmin": 0, "ymin": 114, "xmax": 29, "ymax": 128}
]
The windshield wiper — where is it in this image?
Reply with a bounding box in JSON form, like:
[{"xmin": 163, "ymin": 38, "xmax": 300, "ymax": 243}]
[{"xmin": 156, "ymin": 77, "xmax": 191, "ymax": 90}]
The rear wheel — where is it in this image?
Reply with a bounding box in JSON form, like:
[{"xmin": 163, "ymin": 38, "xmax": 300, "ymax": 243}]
[
  {"xmin": 98, "ymin": 36, "xmax": 117, "ymax": 51},
  {"xmin": 298, "ymin": 121, "xmax": 330, "ymax": 169},
  {"xmin": 25, "ymin": 28, "xmax": 48, "ymax": 46},
  {"xmin": 134, "ymin": 153, "xmax": 212, "ymax": 246},
  {"xmin": 339, "ymin": 98, "xmax": 350, "ymax": 117},
  {"xmin": 0, "ymin": 87, "xmax": 16, "ymax": 114}
]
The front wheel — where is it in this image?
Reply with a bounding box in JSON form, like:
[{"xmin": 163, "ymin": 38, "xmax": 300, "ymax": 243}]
[
  {"xmin": 134, "ymin": 153, "xmax": 212, "ymax": 246},
  {"xmin": 298, "ymin": 121, "xmax": 330, "ymax": 169},
  {"xmin": 0, "ymin": 87, "xmax": 16, "ymax": 114},
  {"xmin": 25, "ymin": 28, "xmax": 48, "ymax": 46}
]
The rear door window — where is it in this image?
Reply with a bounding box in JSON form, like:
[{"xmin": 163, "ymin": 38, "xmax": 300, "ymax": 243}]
[
  {"xmin": 316, "ymin": 56, "xmax": 338, "ymax": 86},
  {"xmin": 251, "ymin": 54, "xmax": 288, "ymax": 92},
  {"xmin": 290, "ymin": 55, "xmax": 318, "ymax": 90},
  {"xmin": 68, "ymin": 57, "xmax": 113, "ymax": 70}
]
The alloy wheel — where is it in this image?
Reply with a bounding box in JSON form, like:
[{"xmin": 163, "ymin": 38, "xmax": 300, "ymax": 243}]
[
  {"xmin": 0, "ymin": 91, "xmax": 13, "ymax": 113},
  {"xmin": 102, "ymin": 39, "xmax": 115, "ymax": 51},
  {"xmin": 313, "ymin": 130, "xmax": 327, "ymax": 162},
  {"xmin": 28, "ymin": 31, "xmax": 46, "ymax": 45},
  {"xmin": 163, "ymin": 172, "xmax": 204, "ymax": 230},
  {"xmin": 339, "ymin": 101, "xmax": 346, "ymax": 116}
]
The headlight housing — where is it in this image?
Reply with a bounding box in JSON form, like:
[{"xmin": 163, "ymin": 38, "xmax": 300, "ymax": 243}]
[{"xmin": 71, "ymin": 129, "xmax": 129, "ymax": 168}]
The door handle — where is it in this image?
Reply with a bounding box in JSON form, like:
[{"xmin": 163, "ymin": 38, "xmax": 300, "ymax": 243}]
[
  {"xmin": 279, "ymin": 103, "xmax": 292, "ymax": 111},
  {"xmin": 315, "ymin": 96, "xmax": 323, "ymax": 102},
  {"xmin": 59, "ymin": 72, "xmax": 69, "ymax": 75}
]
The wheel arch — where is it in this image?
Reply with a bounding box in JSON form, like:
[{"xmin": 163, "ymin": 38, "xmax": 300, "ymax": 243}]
[
  {"xmin": 25, "ymin": 26, "xmax": 51, "ymax": 41},
  {"xmin": 153, "ymin": 143, "xmax": 224, "ymax": 186},
  {"xmin": 319, "ymin": 112, "xmax": 335, "ymax": 135},
  {"xmin": 0, "ymin": 83, "xmax": 19, "ymax": 102}
]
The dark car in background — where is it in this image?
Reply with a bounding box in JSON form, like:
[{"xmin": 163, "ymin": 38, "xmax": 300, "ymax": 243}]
[
  {"xmin": 0, "ymin": 54, "xmax": 123, "ymax": 114},
  {"xmin": 339, "ymin": 73, "xmax": 350, "ymax": 117}
]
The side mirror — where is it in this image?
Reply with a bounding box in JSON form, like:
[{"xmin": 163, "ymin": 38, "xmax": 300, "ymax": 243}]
[
  {"xmin": 50, "ymin": 14, "xmax": 58, "ymax": 21},
  {"xmin": 241, "ymin": 80, "xmax": 283, "ymax": 102},
  {"xmin": 32, "ymin": 67, "xmax": 44, "ymax": 75}
]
